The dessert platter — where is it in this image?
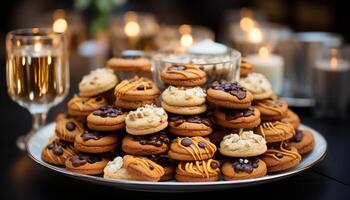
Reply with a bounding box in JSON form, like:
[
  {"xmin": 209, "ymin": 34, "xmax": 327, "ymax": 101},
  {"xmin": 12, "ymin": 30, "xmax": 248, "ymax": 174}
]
[{"xmin": 27, "ymin": 50, "xmax": 327, "ymax": 192}]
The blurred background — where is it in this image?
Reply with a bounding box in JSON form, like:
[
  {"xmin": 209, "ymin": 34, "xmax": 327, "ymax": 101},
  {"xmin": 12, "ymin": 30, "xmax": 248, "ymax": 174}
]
[{"xmin": 1, "ymin": 0, "xmax": 350, "ymax": 117}]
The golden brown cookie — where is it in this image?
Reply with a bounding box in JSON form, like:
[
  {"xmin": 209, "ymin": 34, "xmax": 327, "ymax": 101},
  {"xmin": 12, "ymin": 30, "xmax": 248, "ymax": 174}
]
[
  {"xmin": 289, "ymin": 129, "xmax": 315, "ymax": 155},
  {"xmin": 253, "ymin": 98, "xmax": 288, "ymax": 121},
  {"xmin": 55, "ymin": 117, "xmax": 84, "ymax": 142},
  {"xmin": 161, "ymin": 86, "xmax": 207, "ymax": 115},
  {"xmin": 175, "ymin": 159, "xmax": 220, "ymax": 182},
  {"xmin": 260, "ymin": 142, "xmax": 301, "ymax": 172},
  {"xmin": 125, "ymin": 105, "xmax": 168, "ymax": 135},
  {"xmin": 115, "ymin": 76, "xmax": 160, "ymax": 101},
  {"xmin": 240, "ymin": 57, "xmax": 255, "ymax": 77},
  {"xmin": 121, "ymin": 132, "xmax": 170, "ymax": 155},
  {"xmin": 239, "ymin": 72, "xmax": 273, "ymax": 100},
  {"xmin": 67, "ymin": 96, "xmax": 108, "ymax": 117},
  {"xmin": 168, "ymin": 115, "xmax": 213, "ymax": 137},
  {"xmin": 168, "ymin": 137, "xmax": 217, "ymax": 161},
  {"xmin": 149, "ymin": 155, "xmax": 176, "ymax": 181},
  {"xmin": 281, "ymin": 109, "xmax": 301, "ymax": 130},
  {"xmin": 207, "ymin": 80, "xmax": 253, "ymax": 109},
  {"xmin": 79, "ymin": 68, "xmax": 118, "ymax": 97},
  {"xmin": 74, "ymin": 130, "xmax": 119, "ymax": 153},
  {"xmin": 255, "ymin": 121, "xmax": 295, "ymax": 143},
  {"xmin": 65, "ymin": 153, "xmax": 109, "ymax": 175},
  {"xmin": 160, "ymin": 64, "xmax": 207, "ymax": 87},
  {"xmin": 42, "ymin": 139, "xmax": 78, "ymax": 165},
  {"xmin": 106, "ymin": 52, "xmax": 151, "ymax": 72},
  {"xmin": 115, "ymin": 98, "xmax": 157, "ymax": 110},
  {"xmin": 123, "ymin": 155, "xmax": 165, "ymax": 182},
  {"xmin": 87, "ymin": 105, "xmax": 127, "ymax": 131},
  {"xmin": 214, "ymin": 106, "xmax": 261, "ymax": 129},
  {"xmin": 222, "ymin": 158, "xmax": 267, "ymax": 180}
]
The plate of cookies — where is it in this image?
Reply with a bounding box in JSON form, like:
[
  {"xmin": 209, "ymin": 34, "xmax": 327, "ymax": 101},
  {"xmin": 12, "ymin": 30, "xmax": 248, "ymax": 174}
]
[{"xmin": 27, "ymin": 54, "xmax": 327, "ymax": 192}]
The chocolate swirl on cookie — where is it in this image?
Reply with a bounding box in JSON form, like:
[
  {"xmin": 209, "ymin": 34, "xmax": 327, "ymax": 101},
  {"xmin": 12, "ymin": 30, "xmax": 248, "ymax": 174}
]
[
  {"xmin": 211, "ymin": 80, "xmax": 247, "ymax": 100},
  {"xmin": 133, "ymin": 132, "xmax": 170, "ymax": 147},
  {"xmin": 232, "ymin": 158, "xmax": 259, "ymax": 173},
  {"xmin": 69, "ymin": 153, "xmax": 102, "ymax": 167},
  {"xmin": 93, "ymin": 105, "xmax": 124, "ymax": 118},
  {"xmin": 223, "ymin": 106, "xmax": 255, "ymax": 120},
  {"xmin": 290, "ymin": 129, "xmax": 304, "ymax": 143},
  {"xmin": 81, "ymin": 130, "xmax": 105, "ymax": 141},
  {"xmin": 169, "ymin": 115, "xmax": 212, "ymax": 127},
  {"xmin": 47, "ymin": 140, "xmax": 71, "ymax": 156},
  {"xmin": 115, "ymin": 76, "xmax": 154, "ymax": 96},
  {"xmin": 264, "ymin": 142, "xmax": 301, "ymax": 161}
]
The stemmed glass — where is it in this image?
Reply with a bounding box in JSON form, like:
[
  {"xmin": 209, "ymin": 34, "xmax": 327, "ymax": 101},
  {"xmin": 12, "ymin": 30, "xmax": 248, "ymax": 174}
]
[{"xmin": 6, "ymin": 28, "xmax": 69, "ymax": 150}]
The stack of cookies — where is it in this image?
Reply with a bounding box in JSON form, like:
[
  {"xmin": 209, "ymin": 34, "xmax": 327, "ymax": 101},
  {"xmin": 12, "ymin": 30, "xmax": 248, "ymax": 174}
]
[{"xmin": 41, "ymin": 56, "xmax": 315, "ymax": 183}]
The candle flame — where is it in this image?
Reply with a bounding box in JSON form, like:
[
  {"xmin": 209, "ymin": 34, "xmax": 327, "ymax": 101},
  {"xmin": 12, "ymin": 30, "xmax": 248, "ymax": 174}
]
[
  {"xmin": 259, "ymin": 46, "xmax": 269, "ymax": 58},
  {"xmin": 124, "ymin": 21, "xmax": 140, "ymax": 37},
  {"xmin": 179, "ymin": 24, "xmax": 192, "ymax": 34},
  {"xmin": 180, "ymin": 34, "xmax": 193, "ymax": 47},
  {"xmin": 248, "ymin": 27, "xmax": 263, "ymax": 43},
  {"xmin": 34, "ymin": 42, "xmax": 42, "ymax": 52},
  {"xmin": 53, "ymin": 18, "xmax": 68, "ymax": 33},
  {"xmin": 240, "ymin": 17, "xmax": 255, "ymax": 32},
  {"xmin": 330, "ymin": 57, "xmax": 338, "ymax": 70}
]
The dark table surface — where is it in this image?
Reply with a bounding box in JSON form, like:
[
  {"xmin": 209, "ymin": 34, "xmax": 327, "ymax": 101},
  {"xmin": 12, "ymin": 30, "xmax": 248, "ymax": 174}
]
[{"xmin": 1, "ymin": 53, "xmax": 350, "ymax": 200}]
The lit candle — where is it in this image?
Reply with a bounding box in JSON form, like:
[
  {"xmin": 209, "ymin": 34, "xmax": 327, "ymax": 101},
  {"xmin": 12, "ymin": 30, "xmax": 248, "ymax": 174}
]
[
  {"xmin": 123, "ymin": 11, "xmax": 141, "ymax": 47},
  {"xmin": 313, "ymin": 49, "xmax": 350, "ymax": 118},
  {"xmin": 179, "ymin": 24, "xmax": 193, "ymax": 47},
  {"xmin": 52, "ymin": 9, "xmax": 68, "ymax": 33},
  {"xmin": 247, "ymin": 46, "xmax": 284, "ymax": 94}
]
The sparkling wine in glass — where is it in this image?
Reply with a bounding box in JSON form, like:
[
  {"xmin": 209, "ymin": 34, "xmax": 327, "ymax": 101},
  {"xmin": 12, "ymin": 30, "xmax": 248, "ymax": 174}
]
[{"xmin": 6, "ymin": 28, "xmax": 69, "ymax": 150}]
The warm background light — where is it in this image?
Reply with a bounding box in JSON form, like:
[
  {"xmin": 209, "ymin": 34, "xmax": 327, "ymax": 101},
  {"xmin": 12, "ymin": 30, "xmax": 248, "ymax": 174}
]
[
  {"xmin": 124, "ymin": 21, "xmax": 140, "ymax": 37},
  {"xmin": 240, "ymin": 17, "xmax": 255, "ymax": 32},
  {"xmin": 180, "ymin": 34, "xmax": 193, "ymax": 47},
  {"xmin": 53, "ymin": 18, "xmax": 68, "ymax": 33},
  {"xmin": 248, "ymin": 27, "xmax": 263, "ymax": 43},
  {"xmin": 259, "ymin": 46, "xmax": 269, "ymax": 58}
]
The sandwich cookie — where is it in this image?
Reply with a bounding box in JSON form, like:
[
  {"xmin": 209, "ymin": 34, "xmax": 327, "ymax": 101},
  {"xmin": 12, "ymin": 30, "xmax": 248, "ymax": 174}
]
[
  {"xmin": 66, "ymin": 153, "xmax": 109, "ymax": 175},
  {"xmin": 168, "ymin": 115, "xmax": 213, "ymax": 137},
  {"xmin": 222, "ymin": 158, "xmax": 267, "ymax": 180},
  {"xmin": 175, "ymin": 159, "xmax": 221, "ymax": 182},
  {"xmin": 87, "ymin": 105, "xmax": 127, "ymax": 131},
  {"xmin": 239, "ymin": 72, "xmax": 273, "ymax": 100},
  {"xmin": 214, "ymin": 106, "xmax": 261, "ymax": 129},
  {"xmin": 74, "ymin": 130, "xmax": 119, "ymax": 153},
  {"xmin": 160, "ymin": 64, "xmax": 207, "ymax": 87},
  {"xmin": 253, "ymin": 98, "xmax": 288, "ymax": 121},
  {"xmin": 255, "ymin": 121, "xmax": 295, "ymax": 143},
  {"xmin": 42, "ymin": 139, "xmax": 78, "ymax": 165}
]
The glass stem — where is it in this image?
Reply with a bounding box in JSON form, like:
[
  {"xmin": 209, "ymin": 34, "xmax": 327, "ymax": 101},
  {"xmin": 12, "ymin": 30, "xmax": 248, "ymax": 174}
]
[{"xmin": 32, "ymin": 112, "xmax": 47, "ymax": 131}]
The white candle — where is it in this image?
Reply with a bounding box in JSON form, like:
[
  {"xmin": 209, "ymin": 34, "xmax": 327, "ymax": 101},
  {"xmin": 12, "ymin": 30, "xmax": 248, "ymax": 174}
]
[{"xmin": 247, "ymin": 47, "xmax": 284, "ymax": 94}]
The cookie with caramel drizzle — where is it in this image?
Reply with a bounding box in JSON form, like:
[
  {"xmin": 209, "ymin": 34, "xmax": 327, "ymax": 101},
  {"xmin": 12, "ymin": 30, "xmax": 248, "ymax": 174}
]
[
  {"xmin": 255, "ymin": 121, "xmax": 295, "ymax": 143},
  {"xmin": 114, "ymin": 76, "xmax": 160, "ymax": 101},
  {"xmin": 160, "ymin": 64, "xmax": 207, "ymax": 87},
  {"xmin": 168, "ymin": 137, "xmax": 217, "ymax": 161},
  {"xmin": 67, "ymin": 96, "xmax": 107, "ymax": 117},
  {"xmin": 175, "ymin": 159, "xmax": 220, "ymax": 182},
  {"xmin": 260, "ymin": 142, "xmax": 301, "ymax": 172},
  {"xmin": 253, "ymin": 98, "xmax": 288, "ymax": 121},
  {"xmin": 123, "ymin": 155, "xmax": 165, "ymax": 182}
]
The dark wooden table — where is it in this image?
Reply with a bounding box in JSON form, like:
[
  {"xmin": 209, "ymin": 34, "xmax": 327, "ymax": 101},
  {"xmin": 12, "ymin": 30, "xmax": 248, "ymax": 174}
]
[{"xmin": 1, "ymin": 53, "xmax": 350, "ymax": 199}]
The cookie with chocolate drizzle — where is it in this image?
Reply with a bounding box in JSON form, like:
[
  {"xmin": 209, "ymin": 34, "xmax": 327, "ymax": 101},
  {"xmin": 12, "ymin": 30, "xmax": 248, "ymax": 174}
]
[
  {"xmin": 87, "ymin": 105, "xmax": 127, "ymax": 131},
  {"xmin": 67, "ymin": 95, "xmax": 108, "ymax": 117},
  {"xmin": 168, "ymin": 115, "xmax": 213, "ymax": 136},
  {"xmin": 221, "ymin": 158, "xmax": 267, "ymax": 180},
  {"xmin": 288, "ymin": 129, "xmax": 315, "ymax": 155},
  {"xmin": 121, "ymin": 132, "xmax": 170, "ymax": 155},
  {"xmin": 260, "ymin": 142, "xmax": 301, "ymax": 172},
  {"xmin": 74, "ymin": 130, "xmax": 119, "ymax": 153},
  {"xmin": 65, "ymin": 153, "xmax": 109, "ymax": 175},
  {"xmin": 168, "ymin": 137, "xmax": 217, "ymax": 161},
  {"xmin": 207, "ymin": 80, "xmax": 253, "ymax": 109},
  {"xmin": 149, "ymin": 155, "xmax": 176, "ymax": 181},
  {"xmin": 55, "ymin": 116, "xmax": 84, "ymax": 142},
  {"xmin": 214, "ymin": 106, "xmax": 261, "ymax": 129},
  {"xmin": 160, "ymin": 64, "xmax": 207, "ymax": 87},
  {"xmin": 42, "ymin": 139, "xmax": 78, "ymax": 165},
  {"xmin": 255, "ymin": 121, "xmax": 295, "ymax": 143}
]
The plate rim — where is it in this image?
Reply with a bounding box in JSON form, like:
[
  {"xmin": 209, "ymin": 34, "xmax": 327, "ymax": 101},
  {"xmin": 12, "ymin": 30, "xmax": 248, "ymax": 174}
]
[{"xmin": 26, "ymin": 123, "xmax": 327, "ymax": 188}]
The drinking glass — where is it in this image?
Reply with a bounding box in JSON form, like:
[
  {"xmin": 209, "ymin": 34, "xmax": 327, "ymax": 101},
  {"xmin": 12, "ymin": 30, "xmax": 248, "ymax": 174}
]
[{"xmin": 6, "ymin": 28, "xmax": 69, "ymax": 150}]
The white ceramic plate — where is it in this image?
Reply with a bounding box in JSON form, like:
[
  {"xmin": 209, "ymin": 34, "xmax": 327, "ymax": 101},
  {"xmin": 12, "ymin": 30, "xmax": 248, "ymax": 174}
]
[{"xmin": 27, "ymin": 123, "xmax": 327, "ymax": 192}]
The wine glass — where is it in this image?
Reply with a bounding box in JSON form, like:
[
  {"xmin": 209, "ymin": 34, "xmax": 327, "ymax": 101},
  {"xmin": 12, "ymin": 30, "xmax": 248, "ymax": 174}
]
[{"xmin": 6, "ymin": 28, "xmax": 69, "ymax": 150}]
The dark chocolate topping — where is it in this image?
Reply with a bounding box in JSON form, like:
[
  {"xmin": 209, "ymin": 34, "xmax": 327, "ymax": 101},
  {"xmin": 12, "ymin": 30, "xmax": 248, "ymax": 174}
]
[
  {"xmin": 211, "ymin": 80, "xmax": 247, "ymax": 100},
  {"xmin": 81, "ymin": 130, "xmax": 104, "ymax": 141},
  {"xmin": 93, "ymin": 105, "xmax": 124, "ymax": 118},
  {"xmin": 169, "ymin": 115, "xmax": 212, "ymax": 127},
  {"xmin": 198, "ymin": 141, "xmax": 207, "ymax": 148},
  {"xmin": 275, "ymin": 153, "xmax": 283, "ymax": 158},
  {"xmin": 149, "ymin": 155, "xmax": 172, "ymax": 167},
  {"xmin": 133, "ymin": 132, "xmax": 170, "ymax": 147},
  {"xmin": 65, "ymin": 121, "xmax": 76, "ymax": 131},
  {"xmin": 181, "ymin": 138, "xmax": 192, "ymax": 147},
  {"xmin": 223, "ymin": 106, "xmax": 255, "ymax": 120},
  {"xmin": 290, "ymin": 129, "xmax": 304, "ymax": 143},
  {"xmin": 168, "ymin": 65, "xmax": 186, "ymax": 71},
  {"xmin": 47, "ymin": 140, "xmax": 70, "ymax": 156},
  {"xmin": 210, "ymin": 161, "xmax": 219, "ymax": 169},
  {"xmin": 136, "ymin": 81, "xmax": 152, "ymax": 90},
  {"xmin": 232, "ymin": 158, "xmax": 259, "ymax": 173},
  {"xmin": 95, "ymin": 96, "xmax": 103, "ymax": 102},
  {"xmin": 69, "ymin": 153, "xmax": 102, "ymax": 167}
]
